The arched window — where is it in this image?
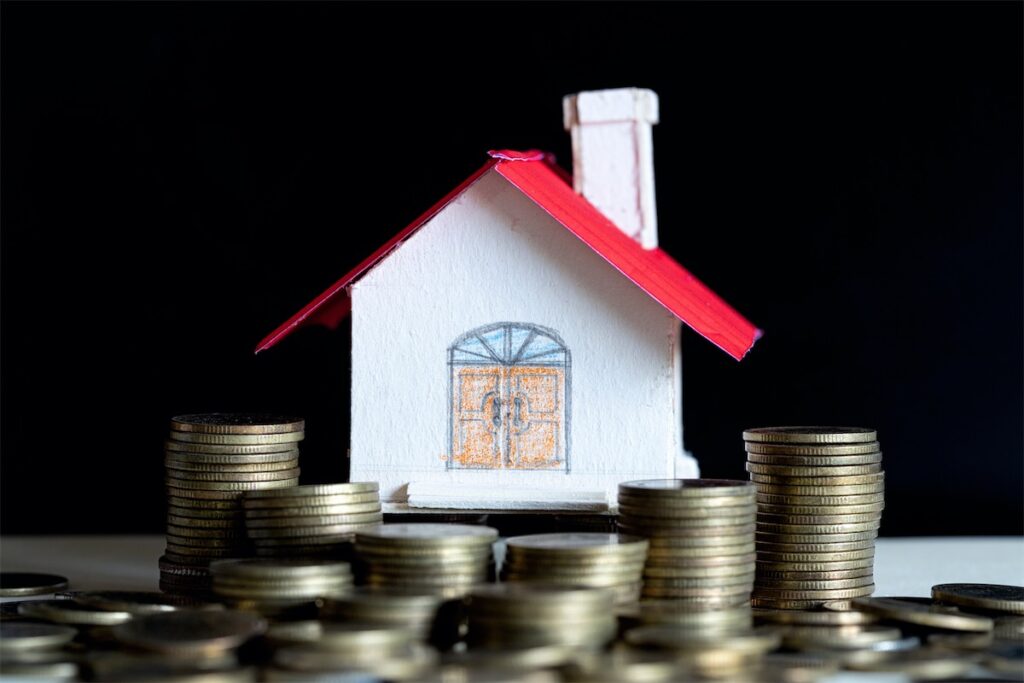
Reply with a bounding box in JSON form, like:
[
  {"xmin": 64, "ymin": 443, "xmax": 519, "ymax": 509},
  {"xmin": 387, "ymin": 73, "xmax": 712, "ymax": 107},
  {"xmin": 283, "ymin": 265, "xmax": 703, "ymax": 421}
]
[{"xmin": 448, "ymin": 323, "xmax": 571, "ymax": 471}]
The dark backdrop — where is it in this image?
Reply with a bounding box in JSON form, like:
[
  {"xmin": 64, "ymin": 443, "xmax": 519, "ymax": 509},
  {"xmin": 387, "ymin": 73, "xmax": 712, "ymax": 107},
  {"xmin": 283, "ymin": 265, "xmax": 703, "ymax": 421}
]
[{"xmin": 2, "ymin": 2, "xmax": 1021, "ymax": 535}]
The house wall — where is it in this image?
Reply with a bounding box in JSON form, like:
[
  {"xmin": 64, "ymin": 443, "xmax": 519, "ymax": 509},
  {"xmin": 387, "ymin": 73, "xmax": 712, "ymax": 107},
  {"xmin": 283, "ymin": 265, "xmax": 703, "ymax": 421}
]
[{"xmin": 350, "ymin": 169, "xmax": 689, "ymax": 506}]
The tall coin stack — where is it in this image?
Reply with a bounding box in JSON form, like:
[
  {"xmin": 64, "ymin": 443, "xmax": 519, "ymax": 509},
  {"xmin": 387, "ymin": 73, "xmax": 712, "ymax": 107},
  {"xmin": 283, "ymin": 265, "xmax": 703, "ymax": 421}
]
[
  {"xmin": 744, "ymin": 426, "xmax": 884, "ymax": 609},
  {"xmin": 161, "ymin": 414, "xmax": 303, "ymax": 595},
  {"xmin": 243, "ymin": 483, "xmax": 382, "ymax": 558},
  {"xmin": 354, "ymin": 523, "xmax": 498, "ymax": 598},
  {"xmin": 617, "ymin": 480, "xmax": 757, "ymax": 609},
  {"xmin": 501, "ymin": 533, "xmax": 648, "ymax": 607}
]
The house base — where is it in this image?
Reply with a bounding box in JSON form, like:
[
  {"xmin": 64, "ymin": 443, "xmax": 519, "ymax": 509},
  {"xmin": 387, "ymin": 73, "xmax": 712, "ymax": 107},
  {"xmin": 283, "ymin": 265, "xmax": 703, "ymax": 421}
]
[{"xmin": 405, "ymin": 482, "xmax": 609, "ymax": 511}]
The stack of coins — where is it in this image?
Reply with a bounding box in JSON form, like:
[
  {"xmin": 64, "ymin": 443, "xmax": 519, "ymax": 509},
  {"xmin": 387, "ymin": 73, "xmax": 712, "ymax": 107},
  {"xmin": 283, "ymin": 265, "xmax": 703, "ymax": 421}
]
[
  {"xmin": 243, "ymin": 483, "xmax": 382, "ymax": 558},
  {"xmin": 161, "ymin": 414, "xmax": 303, "ymax": 594},
  {"xmin": 617, "ymin": 480, "xmax": 757, "ymax": 607},
  {"xmin": 500, "ymin": 533, "xmax": 647, "ymax": 607},
  {"xmin": 354, "ymin": 524, "xmax": 498, "ymax": 598},
  {"xmin": 210, "ymin": 559, "xmax": 352, "ymax": 616},
  {"xmin": 321, "ymin": 589, "xmax": 457, "ymax": 647},
  {"xmin": 744, "ymin": 426, "xmax": 884, "ymax": 609},
  {"xmin": 466, "ymin": 584, "xmax": 617, "ymax": 650}
]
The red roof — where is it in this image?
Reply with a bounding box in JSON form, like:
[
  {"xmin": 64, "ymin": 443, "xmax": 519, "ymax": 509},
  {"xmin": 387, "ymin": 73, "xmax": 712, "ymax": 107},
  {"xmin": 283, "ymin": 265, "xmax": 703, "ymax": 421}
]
[{"xmin": 257, "ymin": 150, "xmax": 761, "ymax": 360}]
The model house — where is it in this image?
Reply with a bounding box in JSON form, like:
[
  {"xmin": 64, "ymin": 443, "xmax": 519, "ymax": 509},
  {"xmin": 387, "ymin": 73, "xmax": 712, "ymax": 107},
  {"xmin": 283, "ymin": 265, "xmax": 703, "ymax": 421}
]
[{"xmin": 258, "ymin": 88, "xmax": 760, "ymax": 510}]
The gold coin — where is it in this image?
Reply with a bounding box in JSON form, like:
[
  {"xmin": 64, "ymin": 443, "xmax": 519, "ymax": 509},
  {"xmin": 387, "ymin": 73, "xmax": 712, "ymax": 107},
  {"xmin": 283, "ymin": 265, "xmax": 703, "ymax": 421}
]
[
  {"xmin": 164, "ymin": 449, "xmax": 300, "ymax": 465},
  {"xmin": 753, "ymin": 607, "xmax": 876, "ymax": 626},
  {"xmin": 743, "ymin": 427, "xmax": 877, "ymax": 444},
  {"xmin": 165, "ymin": 468, "xmax": 301, "ymax": 483},
  {"xmin": 756, "ymin": 491, "xmax": 885, "ymax": 506},
  {"xmin": 756, "ymin": 547, "xmax": 875, "ymax": 562},
  {"xmin": 166, "ymin": 514, "xmax": 245, "ymax": 529},
  {"xmin": 616, "ymin": 503, "xmax": 756, "ymax": 519},
  {"xmin": 755, "ymin": 567, "xmax": 874, "ymax": 581},
  {"xmin": 356, "ymin": 523, "xmax": 497, "ymax": 548},
  {"xmin": 756, "ymin": 539, "xmax": 876, "ymax": 553},
  {"xmin": 931, "ymin": 583, "xmax": 1024, "ymax": 615},
  {"xmin": 505, "ymin": 533, "xmax": 648, "ymax": 558},
  {"xmin": 747, "ymin": 453, "xmax": 882, "ymax": 467},
  {"xmin": 852, "ymin": 596, "xmax": 994, "ymax": 631},
  {"xmin": 619, "ymin": 522, "xmax": 756, "ymax": 538},
  {"xmin": 746, "ymin": 462, "xmax": 882, "ymax": 476},
  {"xmin": 757, "ymin": 530, "xmax": 878, "ymax": 544},
  {"xmin": 244, "ymin": 482, "xmax": 378, "ymax": 499},
  {"xmin": 18, "ymin": 599, "xmax": 133, "ymax": 626},
  {"xmin": 164, "ymin": 440, "xmax": 299, "ymax": 455},
  {"xmin": 756, "ymin": 558, "xmax": 875, "ymax": 572},
  {"xmin": 756, "ymin": 520, "xmax": 880, "ymax": 535},
  {"xmin": 647, "ymin": 543, "xmax": 756, "ymax": 560},
  {"xmin": 0, "ymin": 622, "xmax": 78, "ymax": 651},
  {"xmin": 170, "ymin": 414, "xmax": 305, "ymax": 435},
  {"xmin": 745, "ymin": 441, "xmax": 882, "ymax": 456},
  {"xmin": 165, "ymin": 478, "xmax": 299, "ymax": 491},
  {"xmin": 749, "ymin": 472, "xmax": 884, "ymax": 486},
  {"xmin": 165, "ymin": 459, "xmax": 298, "ymax": 473},
  {"xmin": 619, "ymin": 479, "xmax": 755, "ymax": 498},
  {"xmin": 756, "ymin": 512, "xmax": 881, "ymax": 525},
  {"xmin": 752, "ymin": 585, "xmax": 875, "ymax": 600},
  {"xmin": 624, "ymin": 626, "xmax": 781, "ymax": 654},
  {"xmin": 756, "ymin": 576, "xmax": 875, "ymax": 590},
  {"xmin": 617, "ymin": 492, "xmax": 755, "ymax": 508},
  {"xmin": 756, "ymin": 502, "xmax": 885, "ymax": 516},
  {"xmin": 754, "ymin": 482, "xmax": 885, "ymax": 496},
  {"xmin": 245, "ymin": 503, "xmax": 381, "ymax": 519},
  {"xmin": 243, "ymin": 495, "xmax": 380, "ymax": 512},
  {"xmin": 168, "ymin": 431, "xmax": 304, "ymax": 445}
]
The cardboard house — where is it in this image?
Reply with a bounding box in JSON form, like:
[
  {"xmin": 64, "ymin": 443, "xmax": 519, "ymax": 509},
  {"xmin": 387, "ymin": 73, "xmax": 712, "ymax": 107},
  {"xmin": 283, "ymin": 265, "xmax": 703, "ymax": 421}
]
[{"xmin": 258, "ymin": 88, "xmax": 760, "ymax": 511}]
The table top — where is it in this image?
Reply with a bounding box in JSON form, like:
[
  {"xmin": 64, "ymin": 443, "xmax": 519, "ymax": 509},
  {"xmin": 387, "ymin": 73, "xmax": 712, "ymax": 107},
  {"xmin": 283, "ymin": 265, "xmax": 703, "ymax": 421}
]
[{"xmin": 2, "ymin": 535, "xmax": 1021, "ymax": 597}]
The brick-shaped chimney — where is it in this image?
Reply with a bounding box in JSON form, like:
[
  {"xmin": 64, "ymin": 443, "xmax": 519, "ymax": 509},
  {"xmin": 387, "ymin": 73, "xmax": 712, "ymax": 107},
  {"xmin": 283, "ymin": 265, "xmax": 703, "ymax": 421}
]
[{"xmin": 563, "ymin": 87, "xmax": 659, "ymax": 249}]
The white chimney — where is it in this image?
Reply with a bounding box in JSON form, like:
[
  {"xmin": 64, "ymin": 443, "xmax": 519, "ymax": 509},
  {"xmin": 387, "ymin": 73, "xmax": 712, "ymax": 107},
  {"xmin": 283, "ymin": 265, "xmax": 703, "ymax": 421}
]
[{"xmin": 563, "ymin": 87, "xmax": 659, "ymax": 249}]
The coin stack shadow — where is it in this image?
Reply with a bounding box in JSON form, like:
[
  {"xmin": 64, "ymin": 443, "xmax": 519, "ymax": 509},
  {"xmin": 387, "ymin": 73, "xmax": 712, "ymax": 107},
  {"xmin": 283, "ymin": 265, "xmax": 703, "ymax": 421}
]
[
  {"xmin": 744, "ymin": 426, "xmax": 884, "ymax": 609},
  {"xmin": 466, "ymin": 584, "xmax": 618, "ymax": 650},
  {"xmin": 242, "ymin": 483, "xmax": 382, "ymax": 558},
  {"xmin": 617, "ymin": 480, "xmax": 757, "ymax": 609},
  {"xmin": 210, "ymin": 559, "xmax": 353, "ymax": 617},
  {"xmin": 354, "ymin": 523, "xmax": 498, "ymax": 598},
  {"xmin": 500, "ymin": 533, "xmax": 647, "ymax": 607},
  {"xmin": 161, "ymin": 414, "xmax": 304, "ymax": 596}
]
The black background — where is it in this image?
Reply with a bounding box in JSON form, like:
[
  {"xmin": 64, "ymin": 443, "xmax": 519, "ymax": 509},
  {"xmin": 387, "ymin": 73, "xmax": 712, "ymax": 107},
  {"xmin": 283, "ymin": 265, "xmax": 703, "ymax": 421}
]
[{"xmin": 2, "ymin": 2, "xmax": 1021, "ymax": 535}]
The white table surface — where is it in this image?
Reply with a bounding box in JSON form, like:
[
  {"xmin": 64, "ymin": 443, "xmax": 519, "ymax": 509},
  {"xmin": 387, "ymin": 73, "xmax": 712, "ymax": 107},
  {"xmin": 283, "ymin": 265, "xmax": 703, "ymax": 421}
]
[{"xmin": 2, "ymin": 535, "xmax": 1022, "ymax": 596}]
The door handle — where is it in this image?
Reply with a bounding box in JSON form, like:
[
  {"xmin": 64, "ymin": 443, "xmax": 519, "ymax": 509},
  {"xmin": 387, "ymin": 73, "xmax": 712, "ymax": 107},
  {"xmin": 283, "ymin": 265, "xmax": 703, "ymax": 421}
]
[
  {"xmin": 491, "ymin": 396, "xmax": 502, "ymax": 428},
  {"xmin": 513, "ymin": 396, "xmax": 524, "ymax": 428}
]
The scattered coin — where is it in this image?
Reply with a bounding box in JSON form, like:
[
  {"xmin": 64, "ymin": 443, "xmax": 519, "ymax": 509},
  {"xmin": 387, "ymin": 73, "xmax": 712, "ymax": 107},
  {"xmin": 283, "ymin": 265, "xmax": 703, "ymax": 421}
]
[
  {"xmin": 0, "ymin": 572, "xmax": 69, "ymax": 597},
  {"xmin": 931, "ymin": 583, "xmax": 1024, "ymax": 615}
]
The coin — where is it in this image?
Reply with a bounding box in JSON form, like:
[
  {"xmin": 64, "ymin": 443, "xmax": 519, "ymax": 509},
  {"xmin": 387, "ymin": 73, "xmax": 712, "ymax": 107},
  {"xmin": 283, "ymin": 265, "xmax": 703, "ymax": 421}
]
[
  {"xmin": 619, "ymin": 479, "xmax": 755, "ymax": 498},
  {"xmin": 0, "ymin": 572, "xmax": 69, "ymax": 597},
  {"xmin": 167, "ymin": 514, "xmax": 245, "ymax": 529},
  {"xmin": 165, "ymin": 468, "xmax": 301, "ymax": 483},
  {"xmin": 357, "ymin": 523, "xmax": 497, "ymax": 547},
  {"xmin": 165, "ymin": 478, "xmax": 300, "ymax": 491},
  {"xmin": 164, "ymin": 459, "xmax": 299, "ymax": 473},
  {"xmin": 624, "ymin": 626, "xmax": 781, "ymax": 653},
  {"xmin": 743, "ymin": 427, "xmax": 877, "ymax": 444},
  {"xmin": 756, "ymin": 558, "xmax": 875, "ymax": 572},
  {"xmin": 754, "ymin": 482, "xmax": 885, "ymax": 496},
  {"xmin": 617, "ymin": 502, "xmax": 757, "ymax": 518},
  {"xmin": 757, "ymin": 502, "xmax": 885, "ymax": 516},
  {"xmin": 753, "ymin": 607, "xmax": 877, "ymax": 626},
  {"xmin": 505, "ymin": 533, "xmax": 648, "ymax": 556},
  {"xmin": 746, "ymin": 462, "xmax": 882, "ymax": 476},
  {"xmin": 112, "ymin": 609, "xmax": 267, "ymax": 655},
  {"xmin": 756, "ymin": 520, "xmax": 881, "ymax": 535},
  {"xmin": 164, "ymin": 440, "xmax": 300, "ymax": 455},
  {"xmin": 757, "ymin": 530, "xmax": 879, "ymax": 544},
  {"xmin": 164, "ymin": 449, "xmax": 300, "ymax": 465},
  {"xmin": 618, "ymin": 523, "xmax": 757, "ymax": 538},
  {"xmin": 845, "ymin": 648, "xmax": 978, "ymax": 678},
  {"xmin": 618, "ymin": 492, "xmax": 755, "ymax": 509},
  {"xmin": 752, "ymin": 585, "xmax": 875, "ymax": 600},
  {"xmin": 749, "ymin": 472, "xmax": 884, "ymax": 486},
  {"xmin": 18, "ymin": 599, "xmax": 133, "ymax": 625},
  {"xmin": 244, "ymin": 482, "xmax": 379, "ymax": 499},
  {"xmin": 768, "ymin": 624, "xmax": 901, "ymax": 650},
  {"xmin": 243, "ymin": 493, "xmax": 381, "ymax": 509},
  {"xmin": 0, "ymin": 623, "xmax": 78, "ymax": 652},
  {"xmin": 756, "ymin": 548, "xmax": 875, "ymax": 562},
  {"xmin": 243, "ymin": 502, "xmax": 381, "ymax": 518},
  {"xmin": 852, "ymin": 596, "xmax": 994, "ymax": 632},
  {"xmin": 755, "ymin": 576, "xmax": 875, "ymax": 590},
  {"xmin": 745, "ymin": 441, "xmax": 882, "ymax": 456},
  {"xmin": 168, "ymin": 431, "xmax": 305, "ymax": 445},
  {"xmin": 757, "ymin": 512, "xmax": 881, "ymax": 526},
  {"xmin": 170, "ymin": 414, "xmax": 305, "ymax": 434},
  {"xmin": 248, "ymin": 519, "xmax": 384, "ymax": 538},
  {"xmin": 930, "ymin": 583, "xmax": 1024, "ymax": 615},
  {"xmin": 756, "ymin": 492, "xmax": 885, "ymax": 505},
  {"xmin": 755, "ymin": 567, "xmax": 874, "ymax": 581}
]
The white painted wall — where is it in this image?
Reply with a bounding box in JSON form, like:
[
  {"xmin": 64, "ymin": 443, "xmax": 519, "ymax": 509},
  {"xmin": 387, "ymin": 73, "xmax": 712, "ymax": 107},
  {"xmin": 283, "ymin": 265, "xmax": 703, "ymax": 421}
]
[{"xmin": 350, "ymin": 169, "xmax": 693, "ymax": 508}]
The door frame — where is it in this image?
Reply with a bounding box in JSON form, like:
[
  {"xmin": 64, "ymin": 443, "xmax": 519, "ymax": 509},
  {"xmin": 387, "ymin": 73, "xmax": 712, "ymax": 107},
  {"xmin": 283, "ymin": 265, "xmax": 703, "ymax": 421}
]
[{"xmin": 447, "ymin": 322, "xmax": 572, "ymax": 472}]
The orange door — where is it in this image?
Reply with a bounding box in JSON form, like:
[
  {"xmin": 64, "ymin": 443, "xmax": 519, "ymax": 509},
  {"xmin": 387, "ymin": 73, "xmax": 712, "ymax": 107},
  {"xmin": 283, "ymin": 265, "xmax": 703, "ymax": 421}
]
[
  {"xmin": 451, "ymin": 367, "xmax": 503, "ymax": 468},
  {"xmin": 506, "ymin": 366, "xmax": 565, "ymax": 469}
]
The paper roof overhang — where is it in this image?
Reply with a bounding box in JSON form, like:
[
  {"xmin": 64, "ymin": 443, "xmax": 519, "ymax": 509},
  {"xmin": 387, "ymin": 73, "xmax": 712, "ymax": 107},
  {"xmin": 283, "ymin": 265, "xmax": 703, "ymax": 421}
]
[{"xmin": 257, "ymin": 150, "xmax": 761, "ymax": 361}]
